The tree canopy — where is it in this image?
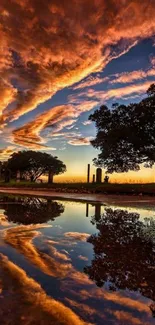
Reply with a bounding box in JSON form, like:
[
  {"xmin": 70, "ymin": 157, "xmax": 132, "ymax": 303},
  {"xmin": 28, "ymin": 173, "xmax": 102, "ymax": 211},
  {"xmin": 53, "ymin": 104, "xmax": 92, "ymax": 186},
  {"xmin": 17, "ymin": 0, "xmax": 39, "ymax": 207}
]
[
  {"xmin": 7, "ymin": 150, "xmax": 66, "ymax": 182},
  {"xmin": 84, "ymin": 208, "xmax": 155, "ymax": 314},
  {"xmin": 0, "ymin": 196, "xmax": 64, "ymax": 225},
  {"xmin": 89, "ymin": 84, "xmax": 155, "ymax": 173}
]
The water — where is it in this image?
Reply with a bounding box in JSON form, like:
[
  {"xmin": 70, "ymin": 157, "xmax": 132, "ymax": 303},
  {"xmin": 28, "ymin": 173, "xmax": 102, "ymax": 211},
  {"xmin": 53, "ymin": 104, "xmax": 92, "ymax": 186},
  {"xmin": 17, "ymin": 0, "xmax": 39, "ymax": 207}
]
[{"xmin": 0, "ymin": 194, "xmax": 155, "ymax": 325}]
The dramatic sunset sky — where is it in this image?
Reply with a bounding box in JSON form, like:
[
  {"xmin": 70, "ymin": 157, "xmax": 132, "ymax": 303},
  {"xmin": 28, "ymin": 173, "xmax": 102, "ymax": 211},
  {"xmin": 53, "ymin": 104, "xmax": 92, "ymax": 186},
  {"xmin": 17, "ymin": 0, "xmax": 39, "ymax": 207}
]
[{"xmin": 0, "ymin": 0, "xmax": 155, "ymax": 182}]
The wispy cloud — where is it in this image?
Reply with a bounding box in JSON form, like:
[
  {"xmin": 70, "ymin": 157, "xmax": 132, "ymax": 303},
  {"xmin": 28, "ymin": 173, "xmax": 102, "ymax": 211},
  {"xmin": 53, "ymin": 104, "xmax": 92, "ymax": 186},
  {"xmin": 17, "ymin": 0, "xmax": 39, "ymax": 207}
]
[
  {"xmin": 51, "ymin": 132, "xmax": 93, "ymax": 146},
  {"xmin": 75, "ymin": 80, "xmax": 155, "ymax": 103},
  {"xmin": 12, "ymin": 100, "xmax": 98, "ymax": 148},
  {"xmin": 72, "ymin": 56, "xmax": 155, "ymax": 92},
  {"xmin": 150, "ymin": 56, "xmax": 155, "ymax": 67},
  {"xmin": 12, "ymin": 77, "xmax": 155, "ymax": 149},
  {"xmin": 64, "ymin": 232, "xmax": 90, "ymax": 242},
  {"xmin": 72, "ymin": 75, "xmax": 109, "ymax": 90},
  {"xmin": 12, "ymin": 105, "xmax": 76, "ymax": 148},
  {"xmin": 82, "ymin": 121, "xmax": 92, "ymax": 126},
  {"xmin": 110, "ymin": 69, "xmax": 155, "ymax": 84},
  {"xmin": 68, "ymin": 137, "xmax": 92, "ymax": 146},
  {"xmin": 51, "ymin": 119, "xmax": 77, "ymax": 133},
  {"xmin": 78, "ymin": 255, "xmax": 89, "ymax": 261}
]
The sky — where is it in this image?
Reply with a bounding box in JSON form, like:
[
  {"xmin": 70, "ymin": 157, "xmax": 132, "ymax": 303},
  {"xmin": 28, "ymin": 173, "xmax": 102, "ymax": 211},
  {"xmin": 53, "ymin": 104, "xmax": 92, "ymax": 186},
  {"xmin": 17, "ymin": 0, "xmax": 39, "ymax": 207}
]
[{"xmin": 0, "ymin": 0, "xmax": 155, "ymax": 182}]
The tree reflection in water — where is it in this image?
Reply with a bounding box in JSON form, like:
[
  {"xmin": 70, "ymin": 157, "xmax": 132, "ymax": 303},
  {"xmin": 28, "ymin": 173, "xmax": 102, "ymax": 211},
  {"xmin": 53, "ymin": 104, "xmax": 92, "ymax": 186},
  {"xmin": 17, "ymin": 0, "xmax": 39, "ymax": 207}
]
[
  {"xmin": 0, "ymin": 196, "xmax": 64, "ymax": 225},
  {"xmin": 84, "ymin": 208, "xmax": 155, "ymax": 315}
]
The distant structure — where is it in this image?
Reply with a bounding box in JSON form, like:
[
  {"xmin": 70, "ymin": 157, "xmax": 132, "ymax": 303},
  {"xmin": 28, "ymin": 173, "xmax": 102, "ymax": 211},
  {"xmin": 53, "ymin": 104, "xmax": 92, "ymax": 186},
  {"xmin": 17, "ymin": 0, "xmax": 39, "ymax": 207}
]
[
  {"xmin": 104, "ymin": 175, "xmax": 109, "ymax": 183},
  {"xmin": 95, "ymin": 204, "xmax": 101, "ymax": 220},
  {"xmin": 86, "ymin": 165, "xmax": 103, "ymax": 183},
  {"xmin": 86, "ymin": 203, "xmax": 89, "ymax": 217},
  {"xmin": 87, "ymin": 164, "xmax": 90, "ymax": 183},
  {"xmin": 96, "ymin": 168, "xmax": 102, "ymax": 183}
]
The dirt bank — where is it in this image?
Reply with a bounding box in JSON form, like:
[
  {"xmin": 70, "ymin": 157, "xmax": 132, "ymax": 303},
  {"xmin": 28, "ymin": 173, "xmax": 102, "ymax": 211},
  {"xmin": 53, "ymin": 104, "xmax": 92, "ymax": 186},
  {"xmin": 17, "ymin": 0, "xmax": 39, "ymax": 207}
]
[{"xmin": 0, "ymin": 187, "xmax": 155, "ymax": 209}]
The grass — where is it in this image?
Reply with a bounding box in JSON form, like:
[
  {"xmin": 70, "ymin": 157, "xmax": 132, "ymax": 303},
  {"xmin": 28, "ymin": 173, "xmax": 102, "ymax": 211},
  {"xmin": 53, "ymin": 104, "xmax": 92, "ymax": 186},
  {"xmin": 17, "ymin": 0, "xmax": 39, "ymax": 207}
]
[{"xmin": 0, "ymin": 180, "xmax": 155, "ymax": 195}]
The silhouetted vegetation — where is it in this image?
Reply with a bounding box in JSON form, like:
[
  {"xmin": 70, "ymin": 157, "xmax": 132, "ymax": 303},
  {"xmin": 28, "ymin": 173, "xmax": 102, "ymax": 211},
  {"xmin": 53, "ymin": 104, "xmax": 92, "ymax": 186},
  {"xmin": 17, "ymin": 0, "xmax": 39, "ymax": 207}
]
[
  {"xmin": 84, "ymin": 208, "xmax": 155, "ymax": 311},
  {"xmin": 89, "ymin": 84, "xmax": 155, "ymax": 173},
  {"xmin": 6, "ymin": 150, "xmax": 66, "ymax": 183},
  {"xmin": 0, "ymin": 196, "xmax": 64, "ymax": 225}
]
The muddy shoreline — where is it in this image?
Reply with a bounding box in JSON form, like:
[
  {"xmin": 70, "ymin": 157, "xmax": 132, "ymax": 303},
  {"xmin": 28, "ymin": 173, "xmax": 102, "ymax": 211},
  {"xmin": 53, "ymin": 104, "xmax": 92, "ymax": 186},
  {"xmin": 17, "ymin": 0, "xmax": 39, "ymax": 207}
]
[{"xmin": 0, "ymin": 187, "xmax": 155, "ymax": 209}]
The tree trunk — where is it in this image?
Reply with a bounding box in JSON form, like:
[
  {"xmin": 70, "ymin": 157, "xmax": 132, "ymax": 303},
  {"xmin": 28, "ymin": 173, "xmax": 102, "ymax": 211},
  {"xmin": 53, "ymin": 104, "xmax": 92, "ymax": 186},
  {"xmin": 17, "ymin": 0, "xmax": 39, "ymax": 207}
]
[
  {"xmin": 16, "ymin": 170, "xmax": 21, "ymax": 183},
  {"xmin": 48, "ymin": 170, "xmax": 54, "ymax": 184},
  {"xmin": 47, "ymin": 199, "xmax": 52, "ymax": 211},
  {"xmin": 30, "ymin": 175, "xmax": 35, "ymax": 182},
  {"xmin": 5, "ymin": 169, "xmax": 11, "ymax": 183}
]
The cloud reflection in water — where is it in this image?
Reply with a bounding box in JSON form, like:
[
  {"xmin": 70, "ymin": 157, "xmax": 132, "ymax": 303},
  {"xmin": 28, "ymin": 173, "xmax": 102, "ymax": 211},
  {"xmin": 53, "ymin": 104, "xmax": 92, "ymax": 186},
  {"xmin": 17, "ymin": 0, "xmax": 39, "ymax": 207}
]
[{"xmin": 0, "ymin": 196, "xmax": 154, "ymax": 324}]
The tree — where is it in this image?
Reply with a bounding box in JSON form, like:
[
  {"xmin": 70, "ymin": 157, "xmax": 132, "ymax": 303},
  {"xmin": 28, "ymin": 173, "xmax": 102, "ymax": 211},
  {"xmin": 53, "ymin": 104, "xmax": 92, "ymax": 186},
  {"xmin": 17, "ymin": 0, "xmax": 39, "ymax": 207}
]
[
  {"xmin": 1, "ymin": 196, "xmax": 64, "ymax": 225},
  {"xmin": 0, "ymin": 161, "xmax": 12, "ymax": 183},
  {"xmin": 7, "ymin": 150, "xmax": 66, "ymax": 182},
  {"xmin": 84, "ymin": 208, "xmax": 155, "ymax": 315},
  {"xmin": 89, "ymin": 84, "xmax": 155, "ymax": 173}
]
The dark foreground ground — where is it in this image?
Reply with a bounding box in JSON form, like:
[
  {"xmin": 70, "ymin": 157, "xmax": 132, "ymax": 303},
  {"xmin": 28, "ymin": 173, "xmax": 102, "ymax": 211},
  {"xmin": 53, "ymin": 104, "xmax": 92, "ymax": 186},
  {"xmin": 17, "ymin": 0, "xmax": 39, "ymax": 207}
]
[{"xmin": 0, "ymin": 181, "xmax": 155, "ymax": 196}]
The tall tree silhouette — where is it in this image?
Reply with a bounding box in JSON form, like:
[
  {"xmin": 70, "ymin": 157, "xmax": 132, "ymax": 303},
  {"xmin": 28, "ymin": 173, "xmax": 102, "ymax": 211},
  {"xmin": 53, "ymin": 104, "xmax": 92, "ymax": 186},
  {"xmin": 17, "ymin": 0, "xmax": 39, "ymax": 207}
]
[
  {"xmin": 84, "ymin": 208, "xmax": 155, "ymax": 308},
  {"xmin": 89, "ymin": 84, "xmax": 155, "ymax": 173}
]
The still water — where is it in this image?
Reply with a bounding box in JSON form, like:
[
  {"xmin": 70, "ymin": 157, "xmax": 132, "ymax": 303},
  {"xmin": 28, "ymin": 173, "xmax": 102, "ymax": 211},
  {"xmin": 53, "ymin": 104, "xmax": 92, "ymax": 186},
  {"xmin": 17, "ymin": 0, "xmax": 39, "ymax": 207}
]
[{"xmin": 0, "ymin": 194, "xmax": 155, "ymax": 325}]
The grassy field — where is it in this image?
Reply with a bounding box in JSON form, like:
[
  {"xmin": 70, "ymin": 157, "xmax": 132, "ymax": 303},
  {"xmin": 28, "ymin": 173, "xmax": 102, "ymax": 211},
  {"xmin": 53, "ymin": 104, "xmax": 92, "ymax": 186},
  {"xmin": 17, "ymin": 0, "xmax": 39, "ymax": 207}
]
[{"xmin": 0, "ymin": 180, "xmax": 155, "ymax": 195}]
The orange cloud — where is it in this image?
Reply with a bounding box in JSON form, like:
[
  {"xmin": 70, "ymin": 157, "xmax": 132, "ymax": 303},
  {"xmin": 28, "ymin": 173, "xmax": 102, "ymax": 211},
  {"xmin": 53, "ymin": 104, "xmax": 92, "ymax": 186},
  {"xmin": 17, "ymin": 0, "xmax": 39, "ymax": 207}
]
[
  {"xmin": 110, "ymin": 310, "xmax": 144, "ymax": 325},
  {"xmin": 0, "ymin": 0, "xmax": 154, "ymax": 128},
  {"xmin": 0, "ymin": 146, "xmax": 16, "ymax": 160},
  {"xmin": 52, "ymin": 119, "xmax": 77, "ymax": 133},
  {"xmin": 76, "ymin": 100, "xmax": 99, "ymax": 113},
  {"xmin": 49, "ymin": 246, "xmax": 71, "ymax": 261},
  {"xmin": 68, "ymin": 137, "xmax": 92, "ymax": 146},
  {"xmin": 0, "ymin": 212, "xmax": 10, "ymax": 227},
  {"xmin": 12, "ymin": 105, "xmax": 76, "ymax": 148},
  {"xmin": 78, "ymin": 255, "xmax": 89, "ymax": 261},
  {"xmin": 0, "ymin": 80, "xmax": 16, "ymax": 116},
  {"xmin": 65, "ymin": 298, "xmax": 105, "ymax": 320},
  {"xmin": 69, "ymin": 271, "xmax": 93, "ymax": 285},
  {"xmin": 4, "ymin": 225, "xmax": 72, "ymax": 278},
  {"xmin": 12, "ymin": 100, "xmax": 97, "ymax": 148},
  {"xmin": 80, "ymin": 287, "xmax": 150, "ymax": 314},
  {"xmin": 64, "ymin": 232, "xmax": 90, "ymax": 242},
  {"xmin": 2, "ymin": 222, "xmax": 153, "ymax": 325},
  {"xmin": 0, "ymin": 253, "xmax": 90, "ymax": 325}
]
